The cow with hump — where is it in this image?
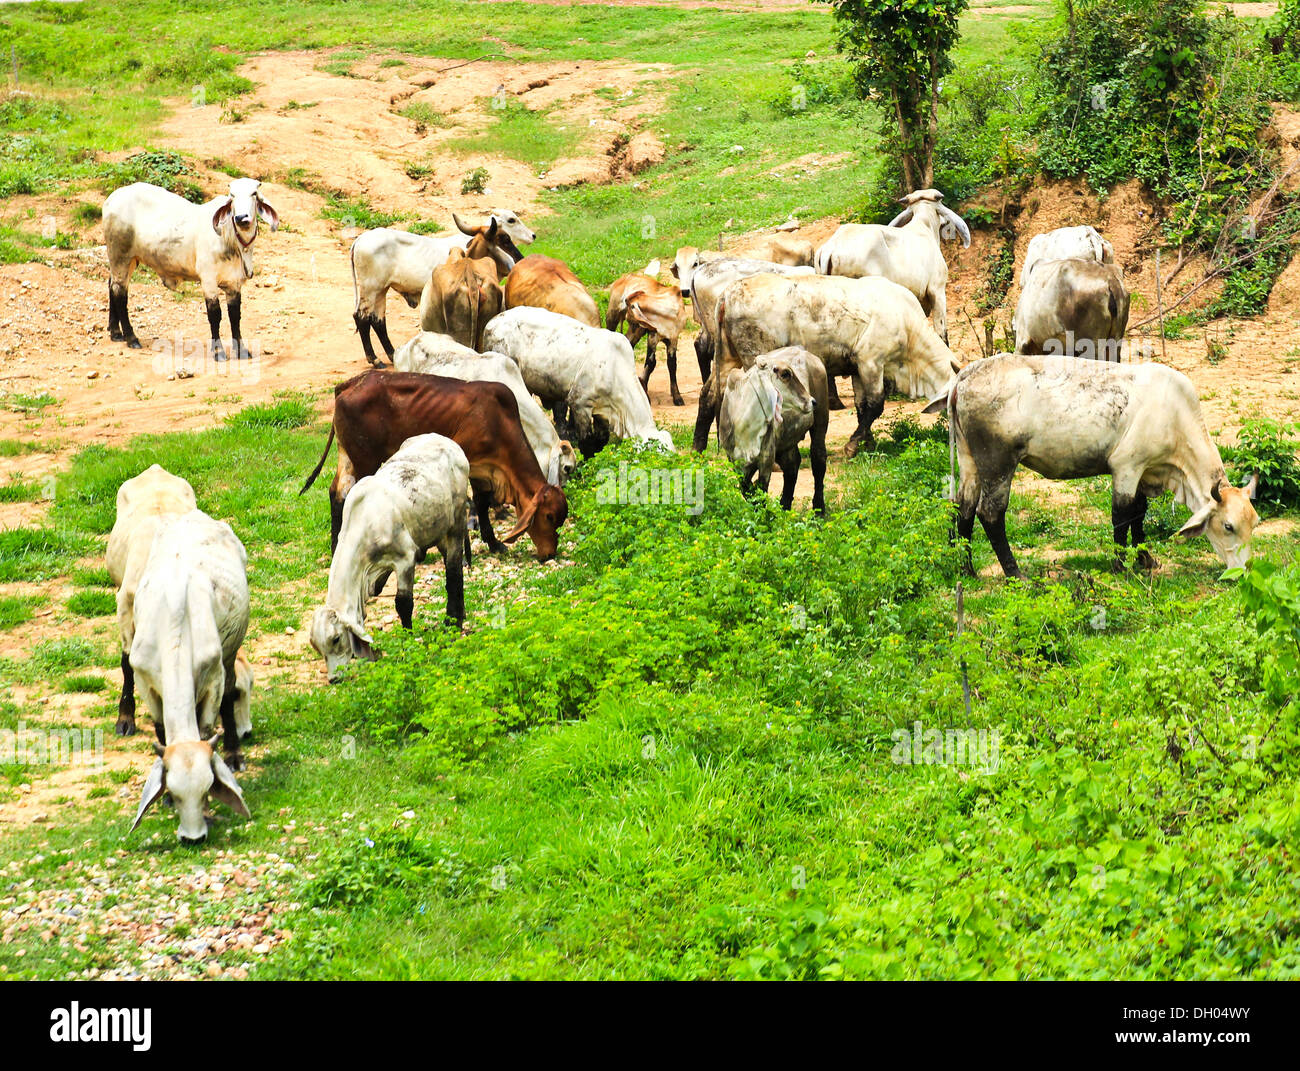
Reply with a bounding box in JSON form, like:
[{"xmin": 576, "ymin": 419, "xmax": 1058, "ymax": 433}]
[
  {"xmin": 300, "ymin": 370, "xmax": 569, "ymax": 561},
  {"xmin": 935, "ymin": 353, "xmax": 1260, "ymax": 578}
]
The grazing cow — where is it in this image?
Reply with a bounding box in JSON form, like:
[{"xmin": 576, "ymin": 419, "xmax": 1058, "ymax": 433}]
[
  {"xmin": 718, "ymin": 346, "xmax": 827, "ymax": 513},
  {"xmin": 351, "ymin": 211, "xmax": 530, "ymax": 364},
  {"xmin": 482, "ymin": 306, "xmax": 675, "ymax": 455},
  {"xmin": 103, "ymin": 179, "xmax": 279, "ymax": 360},
  {"xmin": 935, "ymin": 353, "xmax": 1260, "ymax": 577},
  {"xmin": 674, "ymin": 254, "xmax": 815, "ymax": 389},
  {"xmin": 128, "ymin": 509, "xmax": 251, "ymax": 843},
  {"xmin": 393, "ymin": 331, "xmax": 577, "ymax": 484},
  {"xmin": 503, "ymin": 254, "xmax": 601, "ymax": 327},
  {"xmin": 607, "ymin": 265, "xmax": 690, "ymax": 406},
  {"xmin": 1019, "ymin": 225, "xmax": 1115, "ymax": 287},
  {"xmin": 106, "ymin": 464, "xmax": 198, "ymax": 738},
  {"xmin": 310, "ymin": 434, "xmax": 470, "ymax": 682},
  {"xmin": 1013, "ymin": 258, "xmax": 1130, "ymax": 360},
  {"xmin": 416, "ymin": 245, "xmax": 504, "ymax": 350},
  {"xmin": 815, "ymin": 188, "xmax": 970, "ymax": 342},
  {"xmin": 300, "ymin": 370, "xmax": 569, "ymax": 560},
  {"xmin": 704, "ymin": 273, "xmax": 959, "ymax": 457}
]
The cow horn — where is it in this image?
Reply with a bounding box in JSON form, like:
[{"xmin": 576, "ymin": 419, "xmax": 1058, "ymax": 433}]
[
  {"xmin": 452, "ymin": 211, "xmax": 481, "ymax": 236},
  {"xmin": 888, "ymin": 207, "xmax": 914, "ymax": 229},
  {"xmin": 1211, "ymin": 480, "xmax": 1224, "ymax": 504},
  {"xmin": 937, "ymin": 205, "xmax": 971, "ymax": 248}
]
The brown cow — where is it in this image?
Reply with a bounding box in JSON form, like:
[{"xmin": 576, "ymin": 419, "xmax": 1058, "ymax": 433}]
[
  {"xmin": 607, "ymin": 269, "xmax": 690, "ymax": 406},
  {"xmin": 418, "ymin": 246, "xmax": 504, "ymax": 350},
  {"xmin": 503, "ymin": 254, "xmax": 600, "ymax": 327},
  {"xmin": 300, "ymin": 371, "xmax": 569, "ymax": 560}
]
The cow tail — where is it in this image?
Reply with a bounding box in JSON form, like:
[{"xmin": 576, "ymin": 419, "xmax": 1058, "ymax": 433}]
[
  {"xmin": 300, "ymin": 425, "xmax": 336, "ymax": 495},
  {"xmin": 471, "ymin": 280, "xmax": 481, "ymax": 352}
]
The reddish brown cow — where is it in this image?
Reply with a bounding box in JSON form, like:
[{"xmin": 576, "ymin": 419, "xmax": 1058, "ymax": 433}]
[
  {"xmin": 503, "ymin": 254, "xmax": 600, "ymax": 327},
  {"xmin": 300, "ymin": 371, "xmax": 569, "ymax": 560}
]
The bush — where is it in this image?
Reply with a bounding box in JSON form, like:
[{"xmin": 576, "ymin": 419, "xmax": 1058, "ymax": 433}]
[
  {"xmin": 100, "ymin": 151, "xmax": 204, "ymax": 202},
  {"xmin": 1222, "ymin": 417, "xmax": 1300, "ymax": 509},
  {"xmin": 461, "ymin": 167, "xmax": 490, "ymax": 195}
]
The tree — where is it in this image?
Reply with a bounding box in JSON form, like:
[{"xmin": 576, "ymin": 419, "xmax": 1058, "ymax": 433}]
[{"xmin": 820, "ymin": 0, "xmax": 969, "ymax": 192}]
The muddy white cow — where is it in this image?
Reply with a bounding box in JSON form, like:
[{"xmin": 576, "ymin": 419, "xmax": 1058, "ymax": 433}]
[
  {"xmin": 482, "ymin": 306, "xmax": 674, "ymax": 455},
  {"xmin": 718, "ymin": 346, "xmax": 828, "ymax": 513},
  {"xmin": 708, "ymin": 273, "xmax": 960, "ymax": 457},
  {"xmin": 1014, "ymin": 226, "xmax": 1128, "ymax": 359},
  {"xmin": 310, "ymin": 433, "xmax": 470, "ymax": 682},
  {"xmin": 103, "ymin": 178, "xmax": 280, "ymax": 360},
  {"xmin": 935, "ymin": 353, "xmax": 1259, "ymax": 577},
  {"xmin": 350, "ymin": 210, "xmax": 532, "ymax": 364}
]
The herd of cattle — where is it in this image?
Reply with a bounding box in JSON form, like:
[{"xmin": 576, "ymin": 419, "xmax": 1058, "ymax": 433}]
[{"xmin": 93, "ymin": 178, "xmax": 1260, "ymax": 841}]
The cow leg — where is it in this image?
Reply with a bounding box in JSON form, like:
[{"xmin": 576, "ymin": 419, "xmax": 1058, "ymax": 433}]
[
  {"xmin": 473, "ymin": 486, "xmax": 507, "ymax": 554},
  {"xmin": 329, "ymin": 485, "xmax": 345, "ymax": 554},
  {"xmin": 827, "ymin": 376, "xmax": 846, "ymax": 410},
  {"xmin": 373, "ymin": 316, "xmax": 397, "ymax": 361},
  {"xmin": 844, "ymin": 388, "xmax": 885, "ymax": 459},
  {"xmin": 226, "ymin": 292, "xmax": 246, "ymax": 360},
  {"xmin": 777, "ymin": 446, "xmax": 801, "ymax": 511},
  {"xmin": 955, "ymin": 507, "xmax": 978, "ymax": 576},
  {"xmin": 111, "ymin": 281, "xmax": 141, "ymax": 348},
  {"xmin": 977, "ymin": 478, "xmax": 1020, "ymax": 578},
  {"xmin": 355, "ymin": 310, "xmax": 384, "ymax": 367},
  {"xmin": 206, "ymin": 297, "xmax": 229, "ymax": 362},
  {"xmin": 443, "ymin": 539, "xmax": 465, "ymax": 626},
  {"xmin": 371, "ymin": 570, "xmax": 391, "ymax": 598},
  {"xmin": 115, "ymin": 651, "xmax": 137, "ymax": 737},
  {"xmin": 108, "ymin": 281, "xmax": 122, "ymax": 340},
  {"xmin": 1130, "ymin": 493, "xmax": 1155, "ymax": 570},
  {"xmin": 1112, "ymin": 491, "xmax": 1155, "ymax": 571},
  {"xmin": 218, "ymin": 687, "xmax": 243, "ymax": 772},
  {"xmin": 695, "ymin": 332, "xmax": 713, "ymax": 386},
  {"xmin": 639, "ymin": 335, "xmax": 658, "ymax": 397},
  {"xmin": 666, "ymin": 339, "xmax": 685, "ymax": 406},
  {"xmin": 692, "ymin": 375, "xmax": 718, "ymax": 453},
  {"xmin": 395, "ymin": 567, "xmax": 415, "ymax": 630}
]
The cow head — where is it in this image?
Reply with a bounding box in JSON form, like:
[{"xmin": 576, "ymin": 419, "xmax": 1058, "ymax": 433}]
[
  {"xmin": 1177, "ymin": 474, "xmax": 1260, "ymax": 569},
  {"xmin": 456, "ymin": 213, "xmax": 523, "ymax": 275},
  {"xmin": 670, "ymin": 247, "xmax": 703, "ymax": 297},
  {"xmin": 720, "ymin": 366, "xmax": 783, "ymax": 473},
  {"xmin": 212, "ymin": 178, "xmax": 279, "ymax": 247},
  {"xmin": 486, "ymin": 207, "xmax": 536, "ymax": 246},
  {"xmin": 310, "ymin": 606, "xmax": 377, "ymax": 683},
  {"xmin": 131, "ymin": 734, "xmax": 249, "ymax": 843},
  {"xmin": 502, "ymin": 484, "xmax": 569, "ymax": 562},
  {"xmin": 889, "ymin": 188, "xmax": 970, "ymax": 248}
]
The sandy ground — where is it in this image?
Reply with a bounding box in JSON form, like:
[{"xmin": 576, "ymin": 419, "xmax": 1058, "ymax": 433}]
[{"xmin": 2, "ymin": 53, "xmax": 1300, "ymax": 839}]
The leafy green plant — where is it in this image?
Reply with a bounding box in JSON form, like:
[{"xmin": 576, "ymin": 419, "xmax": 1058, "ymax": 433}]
[
  {"xmin": 461, "ymin": 166, "xmax": 490, "ymax": 195},
  {"xmin": 1222, "ymin": 417, "xmax": 1300, "ymax": 509}
]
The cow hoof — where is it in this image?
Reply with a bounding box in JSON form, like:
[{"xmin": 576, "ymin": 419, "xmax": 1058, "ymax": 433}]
[
  {"xmin": 109, "ymin": 329, "xmax": 123, "ymax": 341},
  {"xmin": 1137, "ymin": 551, "xmax": 1157, "ymax": 572},
  {"xmin": 828, "ymin": 397, "xmax": 846, "ymax": 411},
  {"xmin": 126, "ymin": 337, "xmax": 142, "ymax": 350},
  {"xmin": 115, "ymin": 716, "xmax": 137, "ymax": 737},
  {"xmin": 223, "ymin": 752, "xmax": 245, "ymax": 773},
  {"xmin": 672, "ymin": 396, "xmax": 685, "ymax": 407}
]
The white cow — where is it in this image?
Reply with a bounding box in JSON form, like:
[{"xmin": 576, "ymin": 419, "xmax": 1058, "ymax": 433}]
[
  {"xmin": 128, "ymin": 509, "xmax": 251, "ymax": 843},
  {"xmin": 103, "ymin": 178, "xmax": 280, "ymax": 360},
  {"xmin": 815, "ymin": 188, "xmax": 970, "ymax": 342},
  {"xmin": 310, "ymin": 434, "xmax": 470, "ymax": 682},
  {"xmin": 711, "ymin": 273, "xmax": 960, "ymax": 456},
  {"xmin": 936, "ymin": 353, "xmax": 1260, "ymax": 577},
  {"xmin": 1019, "ymin": 225, "xmax": 1115, "ymax": 287},
  {"xmin": 482, "ymin": 306, "xmax": 674, "ymax": 453},
  {"xmin": 106, "ymin": 464, "xmax": 197, "ymax": 738},
  {"xmin": 350, "ymin": 210, "xmax": 533, "ymax": 364},
  {"xmin": 392, "ymin": 332, "xmax": 577, "ymax": 484}
]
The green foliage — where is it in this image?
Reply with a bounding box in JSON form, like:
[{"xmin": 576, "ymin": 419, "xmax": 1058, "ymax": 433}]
[
  {"xmin": 99, "ymin": 150, "xmax": 204, "ymax": 202},
  {"xmin": 0, "ymin": 595, "xmax": 42, "ymax": 631},
  {"xmin": 1037, "ymin": 0, "xmax": 1273, "ymax": 250},
  {"xmin": 460, "ymin": 166, "xmax": 490, "ymax": 195},
  {"xmin": 60, "ymin": 673, "xmax": 107, "ymax": 694},
  {"xmin": 1222, "ymin": 417, "xmax": 1300, "ymax": 509},
  {"xmin": 1209, "ymin": 201, "xmax": 1300, "ymax": 317},
  {"xmin": 320, "ymin": 192, "xmax": 406, "ymax": 230},
  {"xmin": 821, "ymin": 0, "xmax": 971, "ymax": 189},
  {"xmin": 225, "ymin": 394, "xmax": 316, "ymax": 431},
  {"xmin": 0, "ymin": 527, "xmax": 99, "ymax": 583},
  {"xmin": 0, "ymin": 478, "xmax": 42, "ymax": 503}
]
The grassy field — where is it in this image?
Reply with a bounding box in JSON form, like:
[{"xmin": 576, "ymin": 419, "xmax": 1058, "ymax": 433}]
[{"xmin": 2, "ymin": 0, "xmax": 1299, "ymax": 980}]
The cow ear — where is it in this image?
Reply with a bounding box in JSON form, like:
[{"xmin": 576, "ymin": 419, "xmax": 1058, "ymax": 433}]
[
  {"xmin": 210, "ymin": 753, "xmax": 250, "ymax": 819},
  {"xmin": 502, "ymin": 490, "xmax": 542, "ymax": 544},
  {"xmin": 486, "ymin": 217, "xmax": 499, "ymax": 240},
  {"xmin": 211, "ymin": 197, "xmax": 233, "ymax": 235},
  {"xmin": 130, "ymin": 759, "xmax": 167, "ymax": 833},
  {"xmin": 257, "ymin": 198, "xmax": 280, "ymax": 232},
  {"xmin": 1177, "ymin": 500, "xmax": 1217, "ymax": 539}
]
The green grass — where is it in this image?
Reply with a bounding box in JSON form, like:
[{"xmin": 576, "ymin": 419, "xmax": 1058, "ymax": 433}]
[
  {"xmin": 0, "ymin": 478, "xmax": 43, "ymax": 503},
  {"xmin": 65, "ymin": 589, "xmax": 116, "ymax": 618},
  {"xmin": 225, "ymin": 394, "xmax": 316, "ymax": 431},
  {"xmin": 60, "ymin": 673, "xmax": 108, "ymax": 694},
  {"xmin": 447, "ymin": 100, "xmax": 583, "ymax": 169},
  {"xmin": 0, "ymin": 595, "xmax": 44, "ymax": 630},
  {"xmin": 0, "ymin": 439, "xmax": 45, "ymax": 457}
]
